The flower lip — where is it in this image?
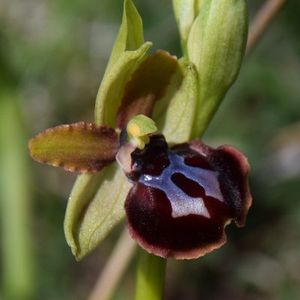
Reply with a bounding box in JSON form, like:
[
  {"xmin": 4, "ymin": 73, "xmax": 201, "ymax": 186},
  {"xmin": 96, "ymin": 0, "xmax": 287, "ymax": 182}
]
[
  {"xmin": 188, "ymin": 141, "xmax": 252, "ymax": 226},
  {"xmin": 130, "ymin": 134, "xmax": 170, "ymax": 180},
  {"xmin": 123, "ymin": 134, "xmax": 252, "ymax": 259},
  {"xmin": 126, "ymin": 183, "xmax": 229, "ymax": 259}
]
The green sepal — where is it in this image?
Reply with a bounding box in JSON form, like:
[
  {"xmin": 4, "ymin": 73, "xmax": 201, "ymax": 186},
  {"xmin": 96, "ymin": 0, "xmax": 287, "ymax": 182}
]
[
  {"xmin": 155, "ymin": 59, "xmax": 199, "ymax": 143},
  {"xmin": 95, "ymin": 0, "xmax": 151, "ymax": 127},
  {"xmin": 64, "ymin": 163, "xmax": 131, "ymax": 260},
  {"xmin": 187, "ymin": 0, "xmax": 248, "ymax": 137},
  {"xmin": 105, "ymin": 0, "xmax": 144, "ymax": 74},
  {"xmin": 94, "ymin": 42, "xmax": 152, "ymax": 127}
]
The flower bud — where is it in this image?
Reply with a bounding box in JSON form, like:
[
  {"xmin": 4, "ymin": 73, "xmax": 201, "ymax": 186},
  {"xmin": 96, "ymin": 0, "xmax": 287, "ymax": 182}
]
[
  {"xmin": 172, "ymin": 0, "xmax": 202, "ymax": 55},
  {"xmin": 187, "ymin": 0, "xmax": 248, "ymax": 136}
]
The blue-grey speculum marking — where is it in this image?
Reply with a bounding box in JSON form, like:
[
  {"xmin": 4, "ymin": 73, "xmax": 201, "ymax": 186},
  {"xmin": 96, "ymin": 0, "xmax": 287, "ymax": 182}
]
[{"xmin": 139, "ymin": 152, "xmax": 224, "ymax": 218}]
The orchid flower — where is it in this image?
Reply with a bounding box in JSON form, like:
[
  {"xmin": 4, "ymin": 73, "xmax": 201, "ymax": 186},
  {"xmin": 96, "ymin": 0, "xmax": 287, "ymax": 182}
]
[{"xmin": 29, "ymin": 0, "xmax": 251, "ymax": 261}]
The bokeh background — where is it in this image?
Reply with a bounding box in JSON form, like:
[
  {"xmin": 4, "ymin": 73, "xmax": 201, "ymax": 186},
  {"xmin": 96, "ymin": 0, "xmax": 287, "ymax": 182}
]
[{"xmin": 0, "ymin": 0, "xmax": 300, "ymax": 299}]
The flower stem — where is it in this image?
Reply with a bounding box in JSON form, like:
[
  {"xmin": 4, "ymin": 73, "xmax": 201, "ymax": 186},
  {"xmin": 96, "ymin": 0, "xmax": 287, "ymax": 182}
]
[
  {"xmin": 88, "ymin": 229, "xmax": 136, "ymax": 300},
  {"xmin": 0, "ymin": 94, "xmax": 35, "ymax": 300},
  {"xmin": 246, "ymin": 0, "xmax": 286, "ymax": 54},
  {"xmin": 135, "ymin": 249, "xmax": 166, "ymax": 300}
]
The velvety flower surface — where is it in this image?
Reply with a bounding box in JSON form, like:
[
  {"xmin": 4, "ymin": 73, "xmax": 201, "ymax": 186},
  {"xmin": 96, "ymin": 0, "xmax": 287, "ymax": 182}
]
[{"xmin": 121, "ymin": 134, "xmax": 252, "ymax": 259}]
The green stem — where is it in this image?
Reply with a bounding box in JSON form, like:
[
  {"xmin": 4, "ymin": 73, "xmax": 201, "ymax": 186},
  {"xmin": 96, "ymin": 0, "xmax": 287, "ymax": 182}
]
[
  {"xmin": 0, "ymin": 94, "xmax": 35, "ymax": 300},
  {"xmin": 135, "ymin": 249, "xmax": 166, "ymax": 300},
  {"xmin": 192, "ymin": 92, "xmax": 226, "ymax": 139}
]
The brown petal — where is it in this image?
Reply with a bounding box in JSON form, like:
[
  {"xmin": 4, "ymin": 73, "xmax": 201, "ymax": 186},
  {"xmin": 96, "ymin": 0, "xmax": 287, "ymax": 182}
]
[
  {"xmin": 116, "ymin": 50, "xmax": 178, "ymax": 129},
  {"xmin": 29, "ymin": 122, "xmax": 118, "ymax": 173}
]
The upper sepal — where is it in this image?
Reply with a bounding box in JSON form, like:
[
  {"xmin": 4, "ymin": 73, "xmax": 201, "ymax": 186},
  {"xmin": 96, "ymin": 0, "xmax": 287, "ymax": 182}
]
[
  {"xmin": 105, "ymin": 0, "xmax": 145, "ymax": 74},
  {"xmin": 29, "ymin": 122, "xmax": 118, "ymax": 173},
  {"xmin": 94, "ymin": 0, "xmax": 152, "ymax": 127}
]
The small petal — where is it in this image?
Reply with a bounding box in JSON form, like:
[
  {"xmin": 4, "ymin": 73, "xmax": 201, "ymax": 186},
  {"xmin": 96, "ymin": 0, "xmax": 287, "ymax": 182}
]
[{"xmin": 29, "ymin": 122, "xmax": 118, "ymax": 173}]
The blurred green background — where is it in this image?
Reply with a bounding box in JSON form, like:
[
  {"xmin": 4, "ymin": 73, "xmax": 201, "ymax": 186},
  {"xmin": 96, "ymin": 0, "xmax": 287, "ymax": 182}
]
[{"xmin": 0, "ymin": 0, "xmax": 300, "ymax": 299}]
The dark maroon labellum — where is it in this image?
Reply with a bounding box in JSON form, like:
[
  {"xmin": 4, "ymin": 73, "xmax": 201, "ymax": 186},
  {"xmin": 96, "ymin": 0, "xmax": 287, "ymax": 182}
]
[{"xmin": 121, "ymin": 134, "xmax": 252, "ymax": 259}]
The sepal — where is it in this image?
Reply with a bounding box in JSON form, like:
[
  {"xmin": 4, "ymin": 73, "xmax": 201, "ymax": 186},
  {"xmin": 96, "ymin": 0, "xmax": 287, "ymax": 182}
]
[{"xmin": 64, "ymin": 163, "xmax": 131, "ymax": 260}]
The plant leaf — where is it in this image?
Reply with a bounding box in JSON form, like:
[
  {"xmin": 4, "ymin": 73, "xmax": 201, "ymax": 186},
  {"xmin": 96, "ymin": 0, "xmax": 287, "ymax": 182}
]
[
  {"xmin": 116, "ymin": 50, "xmax": 178, "ymax": 128},
  {"xmin": 154, "ymin": 59, "xmax": 199, "ymax": 143},
  {"xmin": 0, "ymin": 95, "xmax": 35, "ymax": 299},
  {"xmin": 64, "ymin": 163, "xmax": 131, "ymax": 260},
  {"xmin": 29, "ymin": 122, "xmax": 118, "ymax": 173},
  {"xmin": 94, "ymin": 42, "xmax": 152, "ymax": 127},
  {"xmin": 187, "ymin": 0, "xmax": 248, "ymax": 137}
]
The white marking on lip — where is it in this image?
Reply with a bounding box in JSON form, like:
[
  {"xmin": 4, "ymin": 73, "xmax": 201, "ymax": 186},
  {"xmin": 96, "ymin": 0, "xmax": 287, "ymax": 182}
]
[{"xmin": 143, "ymin": 174, "xmax": 153, "ymax": 182}]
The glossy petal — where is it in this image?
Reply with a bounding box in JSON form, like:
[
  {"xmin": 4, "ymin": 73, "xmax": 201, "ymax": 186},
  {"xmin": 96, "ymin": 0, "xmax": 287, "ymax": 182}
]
[
  {"xmin": 29, "ymin": 122, "xmax": 118, "ymax": 173},
  {"xmin": 188, "ymin": 140, "xmax": 252, "ymax": 226},
  {"xmin": 116, "ymin": 50, "xmax": 178, "ymax": 129},
  {"xmin": 123, "ymin": 135, "xmax": 252, "ymax": 259},
  {"xmin": 126, "ymin": 183, "xmax": 228, "ymax": 259}
]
